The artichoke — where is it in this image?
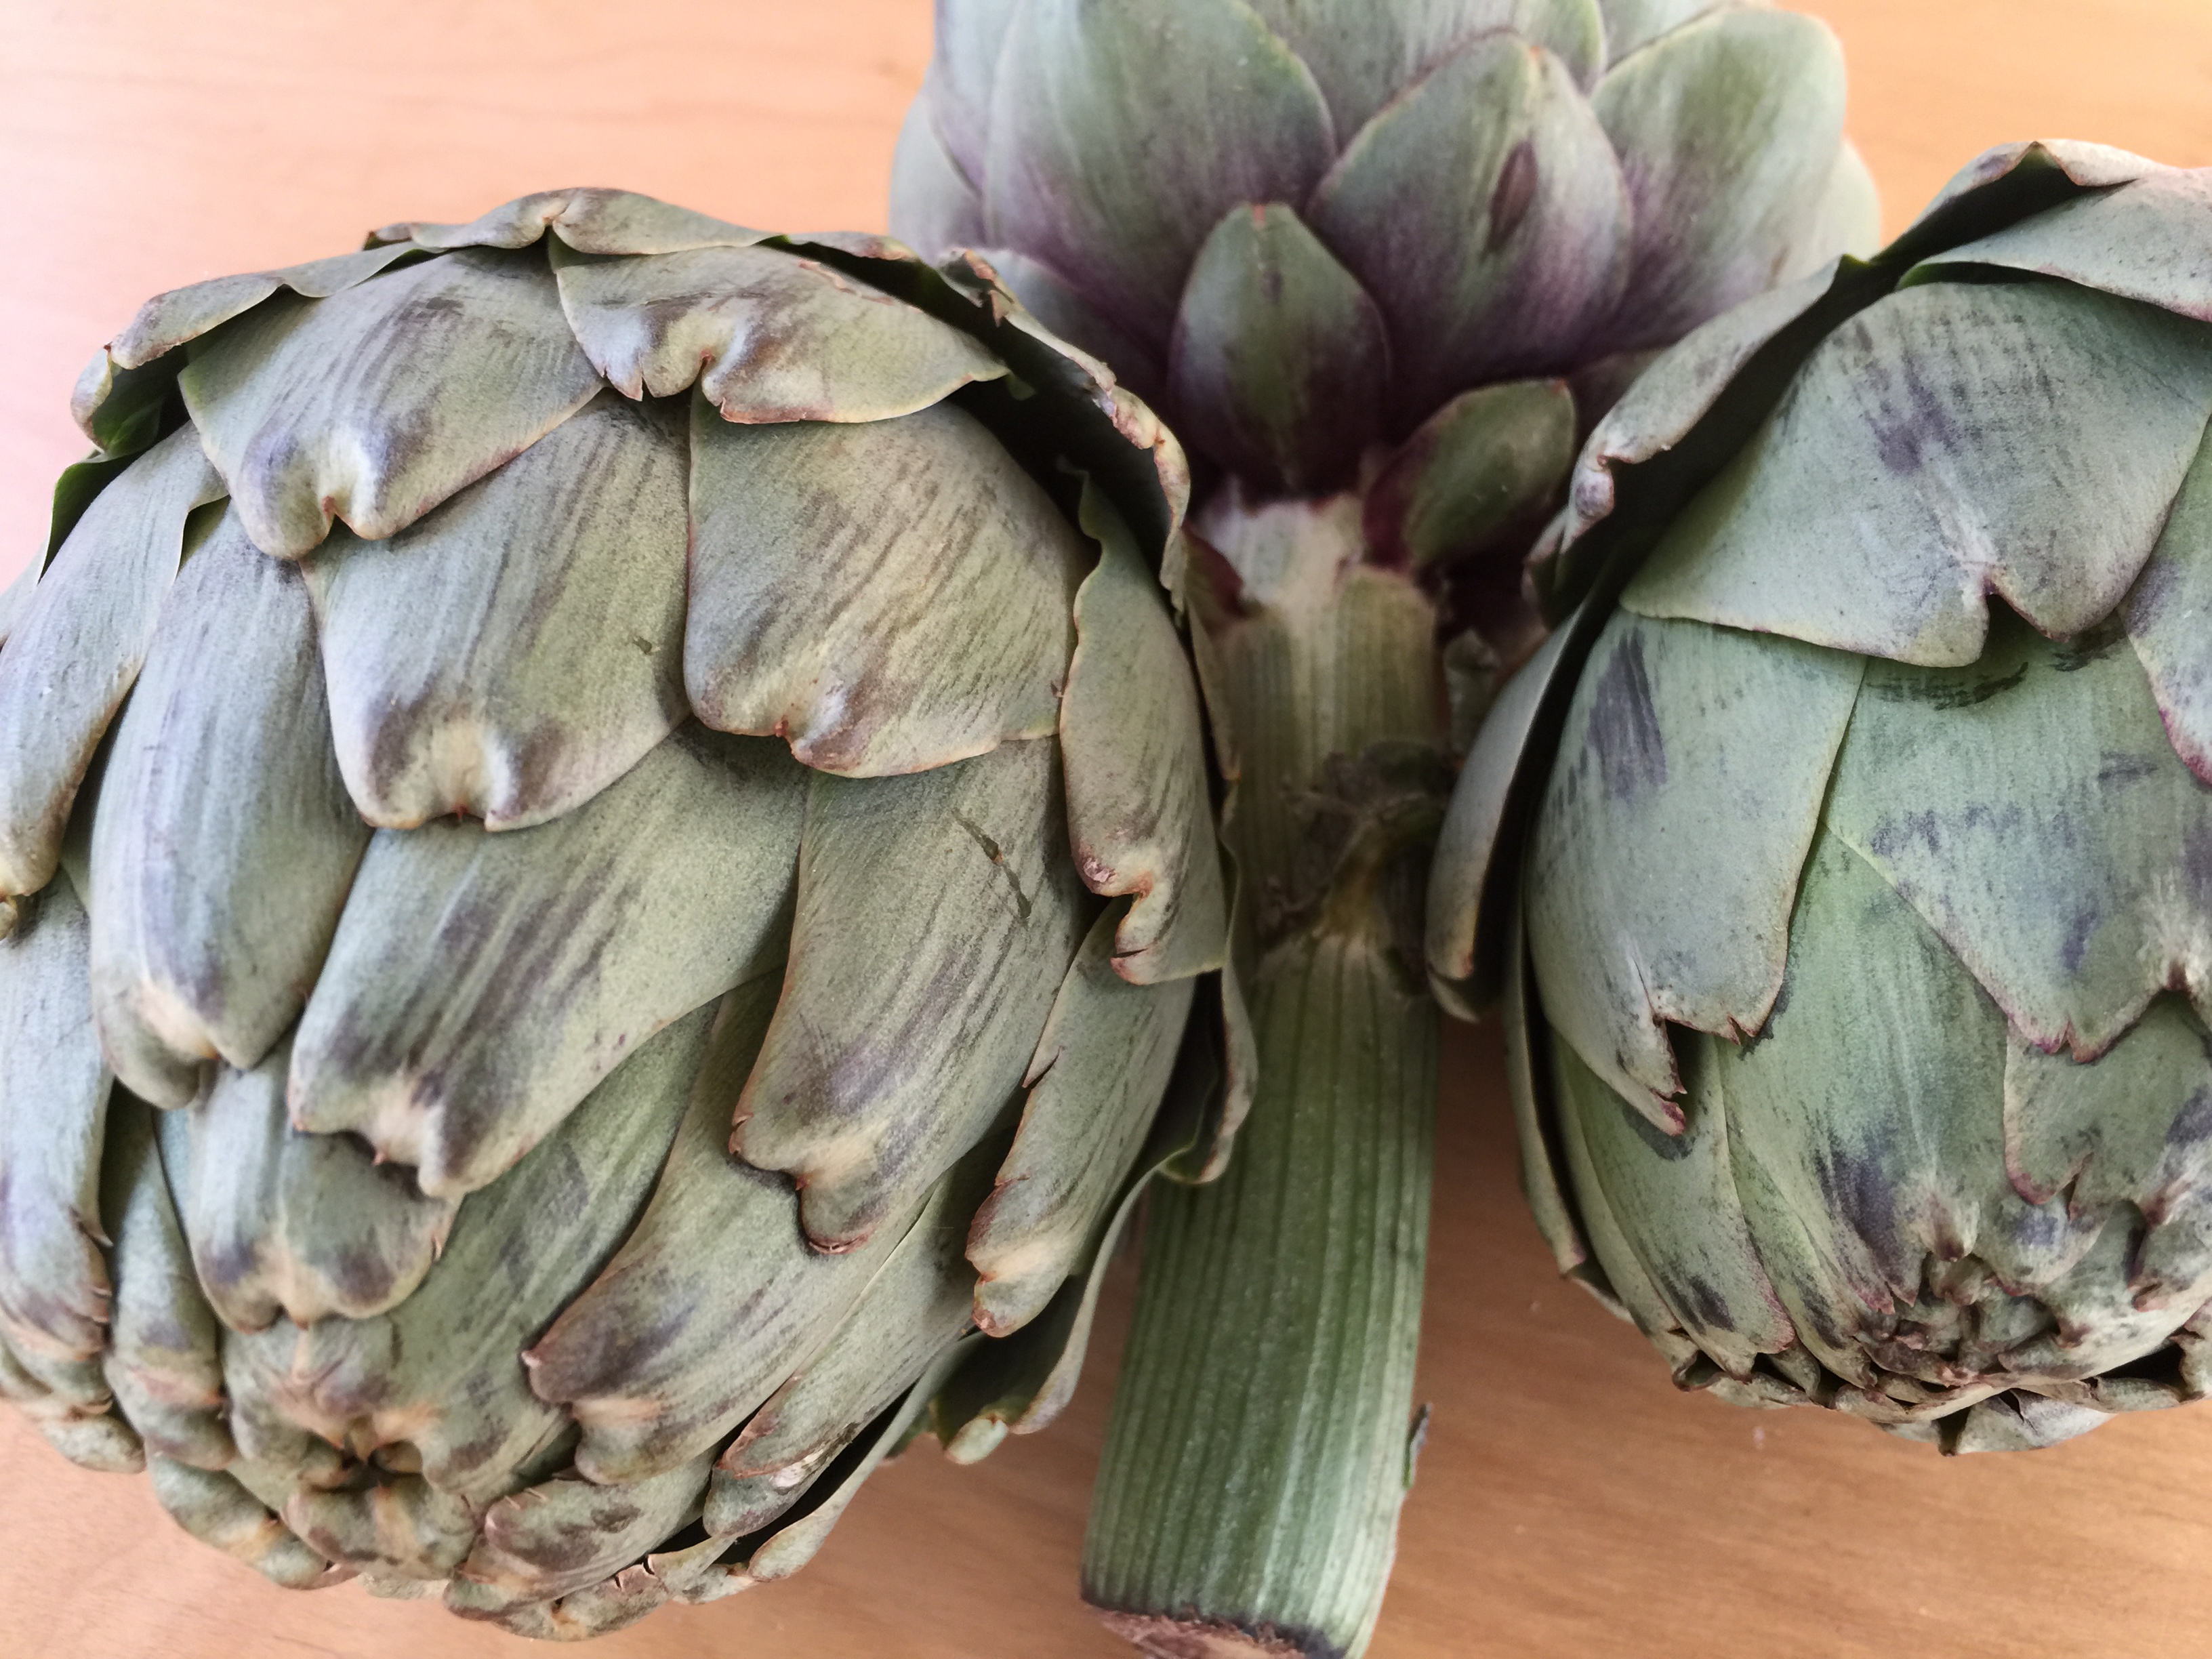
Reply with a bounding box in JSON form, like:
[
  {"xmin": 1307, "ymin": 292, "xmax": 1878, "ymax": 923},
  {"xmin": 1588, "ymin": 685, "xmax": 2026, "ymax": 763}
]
[
  {"xmin": 1429, "ymin": 142, "xmax": 2212, "ymax": 1453},
  {"xmin": 894, "ymin": 0, "xmax": 1875, "ymax": 511},
  {"xmin": 894, "ymin": 3, "xmax": 1872, "ymax": 1653},
  {"xmin": 0, "ymin": 188, "xmax": 1240, "ymax": 1635}
]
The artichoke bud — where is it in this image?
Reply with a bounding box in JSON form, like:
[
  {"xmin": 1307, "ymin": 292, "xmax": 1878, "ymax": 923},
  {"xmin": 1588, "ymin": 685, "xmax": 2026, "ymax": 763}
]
[
  {"xmin": 1431, "ymin": 142, "xmax": 2212, "ymax": 1452},
  {"xmin": 895, "ymin": 0, "xmax": 1877, "ymax": 689},
  {"xmin": 0, "ymin": 186, "xmax": 1246, "ymax": 1628}
]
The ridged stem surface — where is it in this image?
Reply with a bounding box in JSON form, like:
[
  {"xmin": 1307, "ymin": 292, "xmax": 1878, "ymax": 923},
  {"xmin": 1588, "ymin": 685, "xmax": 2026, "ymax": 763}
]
[{"xmin": 1086, "ymin": 494, "xmax": 1441, "ymax": 1658}]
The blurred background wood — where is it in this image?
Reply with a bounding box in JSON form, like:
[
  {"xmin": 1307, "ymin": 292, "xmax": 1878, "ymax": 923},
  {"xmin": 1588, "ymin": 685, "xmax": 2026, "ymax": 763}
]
[{"xmin": 1, "ymin": 1, "xmax": 2210, "ymax": 1654}]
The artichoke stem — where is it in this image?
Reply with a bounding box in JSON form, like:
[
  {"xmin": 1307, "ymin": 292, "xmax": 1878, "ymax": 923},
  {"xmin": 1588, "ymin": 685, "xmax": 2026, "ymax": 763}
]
[
  {"xmin": 1085, "ymin": 930, "xmax": 1435, "ymax": 1659},
  {"xmin": 1085, "ymin": 489, "xmax": 1443, "ymax": 1658}
]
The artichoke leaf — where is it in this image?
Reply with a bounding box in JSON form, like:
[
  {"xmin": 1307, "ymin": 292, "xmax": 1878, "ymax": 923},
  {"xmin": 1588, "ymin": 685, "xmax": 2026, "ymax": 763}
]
[
  {"xmin": 964, "ymin": 247, "xmax": 1168, "ymax": 411},
  {"xmin": 306, "ymin": 395, "xmax": 689, "ymax": 831},
  {"xmin": 185, "ymin": 1036, "xmax": 456, "ymax": 1332},
  {"xmin": 2004, "ymin": 1002, "xmax": 2212, "ymax": 1315},
  {"xmin": 382, "ymin": 188, "xmax": 764, "ymax": 257},
  {"xmin": 452, "ymin": 1450, "xmax": 714, "ymax": 1612},
  {"xmin": 68, "ymin": 352, "xmax": 177, "ymax": 468},
  {"xmin": 1203, "ymin": 946, "xmax": 1261, "ymax": 1178},
  {"xmin": 704, "ymin": 1142, "xmax": 991, "ymax": 1532},
  {"xmin": 0, "ymin": 1334, "xmax": 51, "ymax": 1410},
  {"xmin": 1782, "ymin": 140, "xmax": 1883, "ymax": 281},
  {"xmin": 1624, "ymin": 282, "xmax": 2212, "ymax": 664},
  {"xmin": 216, "ymin": 1340, "xmax": 348, "ymax": 1500},
  {"xmin": 1717, "ymin": 830, "xmax": 2104, "ymax": 1391},
  {"xmin": 1167, "ymin": 201, "xmax": 1388, "ymax": 494},
  {"xmin": 1908, "ymin": 140, "xmax": 2161, "ymax": 236},
  {"xmin": 0, "ymin": 874, "xmax": 115, "ymax": 1366},
  {"xmin": 736, "ymin": 738, "xmax": 1090, "ymax": 1249},
  {"xmin": 1826, "ymin": 614, "xmax": 2212, "ymax": 1059},
  {"xmin": 1559, "ymin": 265, "xmax": 1835, "ymax": 550},
  {"xmin": 26, "ymin": 1406, "xmax": 143, "ymax": 1474},
  {"xmin": 686, "ymin": 398, "xmax": 1084, "ymax": 777},
  {"xmin": 179, "ymin": 247, "xmax": 603, "ymax": 558},
  {"xmin": 1555, "ymin": 1029, "xmax": 1796, "ymax": 1377},
  {"xmin": 741, "ymin": 1338, "xmax": 977, "ymax": 1589},
  {"xmin": 447, "ymin": 1568, "xmax": 670, "ymax": 1641},
  {"xmin": 286, "ymin": 1475, "xmax": 477, "ymax": 1580},
  {"xmin": 229, "ymin": 1004, "xmax": 710, "ymax": 1508},
  {"xmin": 89, "ymin": 510, "xmax": 369, "ymax": 1106},
  {"xmin": 968, "ymin": 905, "xmax": 1193, "ymax": 1336},
  {"xmin": 1590, "ymin": 8, "xmax": 1848, "ymax": 350},
  {"xmin": 1549, "ymin": 1030, "xmax": 1763, "ymax": 1374},
  {"xmin": 2125, "ymin": 419, "xmax": 2212, "ymax": 783},
  {"xmin": 1948, "ymin": 1393, "xmax": 2120, "ymax": 1455},
  {"xmin": 103, "ymin": 243, "xmax": 428, "ymax": 378},
  {"xmin": 525, "ymin": 978, "xmax": 906, "ymax": 1485},
  {"xmin": 924, "ymin": 0, "xmax": 1019, "ymax": 185},
  {"xmin": 1910, "ymin": 165, "xmax": 2212, "ymax": 323},
  {"xmin": 982, "ymin": 0, "xmax": 1337, "ymax": 343},
  {"xmin": 1993, "ymin": 1210, "xmax": 2185, "ymax": 1386},
  {"xmin": 0, "ymin": 558, "xmax": 35, "ymax": 652},
  {"xmin": 930, "ymin": 1015, "xmax": 1219, "ymax": 1460},
  {"xmin": 1546, "ymin": 1038, "xmax": 1692, "ymax": 1364},
  {"xmin": 0, "ymin": 426, "xmax": 224, "ymax": 910},
  {"xmin": 945, "ymin": 267, "xmax": 1195, "ymax": 558},
  {"xmin": 0, "ymin": 1326, "xmax": 128, "ymax": 1467},
  {"xmin": 558, "ymin": 245, "xmax": 1005, "ymax": 417},
  {"xmin": 888, "ymin": 94, "xmax": 988, "ymax": 260},
  {"xmin": 647, "ymin": 1341, "xmax": 979, "ymax": 1607},
  {"xmin": 1425, "ymin": 619, "xmax": 1576, "ymax": 1008},
  {"xmin": 101, "ymin": 1095, "xmax": 232, "ymax": 1469},
  {"xmin": 1249, "ymin": 0, "xmax": 1606, "ymax": 130},
  {"xmin": 1309, "ymin": 33, "xmax": 1630, "ymax": 419},
  {"xmin": 1526, "ymin": 611, "xmax": 1864, "ymax": 1118},
  {"xmin": 1595, "ymin": 0, "xmax": 1727, "ymax": 62},
  {"xmin": 148, "ymin": 1456, "xmax": 342, "ymax": 1590},
  {"xmin": 289, "ymin": 726, "xmax": 802, "ymax": 1197},
  {"xmin": 1364, "ymin": 378, "xmax": 1577, "ymax": 570},
  {"xmin": 1060, "ymin": 482, "xmax": 1229, "ymax": 983},
  {"xmin": 1500, "ymin": 895, "xmax": 1595, "ymax": 1282}
]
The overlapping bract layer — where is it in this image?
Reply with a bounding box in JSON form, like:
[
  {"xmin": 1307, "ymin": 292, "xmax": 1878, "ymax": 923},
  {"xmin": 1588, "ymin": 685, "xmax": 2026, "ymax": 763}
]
[
  {"xmin": 893, "ymin": 0, "xmax": 1870, "ymax": 499},
  {"xmin": 1429, "ymin": 144, "xmax": 2212, "ymax": 1450},
  {"xmin": 0, "ymin": 189, "xmax": 1242, "ymax": 1632}
]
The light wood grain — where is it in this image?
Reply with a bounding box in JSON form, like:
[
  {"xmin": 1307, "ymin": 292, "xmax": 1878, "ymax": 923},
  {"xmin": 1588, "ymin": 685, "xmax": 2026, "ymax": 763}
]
[{"xmin": 3, "ymin": 5, "xmax": 2211, "ymax": 1656}]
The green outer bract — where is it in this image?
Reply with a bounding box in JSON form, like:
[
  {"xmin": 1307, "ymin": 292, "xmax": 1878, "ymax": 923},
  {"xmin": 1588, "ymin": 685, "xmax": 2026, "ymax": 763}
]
[
  {"xmin": 0, "ymin": 188, "xmax": 1250, "ymax": 1635},
  {"xmin": 1429, "ymin": 142, "xmax": 2212, "ymax": 1451}
]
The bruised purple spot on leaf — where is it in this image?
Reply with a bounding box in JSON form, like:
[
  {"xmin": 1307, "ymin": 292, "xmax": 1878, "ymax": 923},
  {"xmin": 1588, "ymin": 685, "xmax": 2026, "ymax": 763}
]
[
  {"xmin": 2182, "ymin": 820, "xmax": 2212, "ymax": 905},
  {"xmin": 2096, "ymin": 751, "xmax": 2163, "ymax": 788},
  {"xmin": 1587, "ymin": 631, "xmax": 1666, "ymax": 800},
  {"xmin": 1815, "ymin": 1139, "xmax": 1904, "ymax": 1282},
  {"xmin": 2165, "ymin": 1084, "xmax": 2212, "ymax": 1151},
  {"xmin": 1486, "ymin": 140, "xmax": 1539, "ymax": 254},
  {"xmin": 1847, "ymin": 318, "xmax": 1968, "ymax": 480},
  {"xmin": 1866, "ymin": 809, "xmax": 1944, "ymax": 861},
  {"xmin": 1670, "ymin": 1271, "xmax": 1738, "ymax": 1336},
  {"xmin": 2060, "ymin": 905, "xmax": 2102, "ymax": 975}
]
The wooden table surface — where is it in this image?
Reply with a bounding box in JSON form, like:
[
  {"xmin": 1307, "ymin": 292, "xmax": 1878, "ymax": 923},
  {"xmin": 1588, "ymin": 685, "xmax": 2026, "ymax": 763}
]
[{"xmin": 4, "ymin": 3, "xmax": 2212, "ymax": 1655}]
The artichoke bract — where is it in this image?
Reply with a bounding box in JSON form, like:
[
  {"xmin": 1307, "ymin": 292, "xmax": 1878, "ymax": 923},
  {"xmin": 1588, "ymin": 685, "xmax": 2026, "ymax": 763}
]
[
  {"xmin": 0, "ymin": 188, "xmax": 1241, "ymax": 1635},
  {"xmin": 895, "ymin": 3, "xmax": 1871, "ymax": 1654},
  {"xmin": 1430, "ymin": 142, "xmax": 2212, "ymax": 1453}
]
